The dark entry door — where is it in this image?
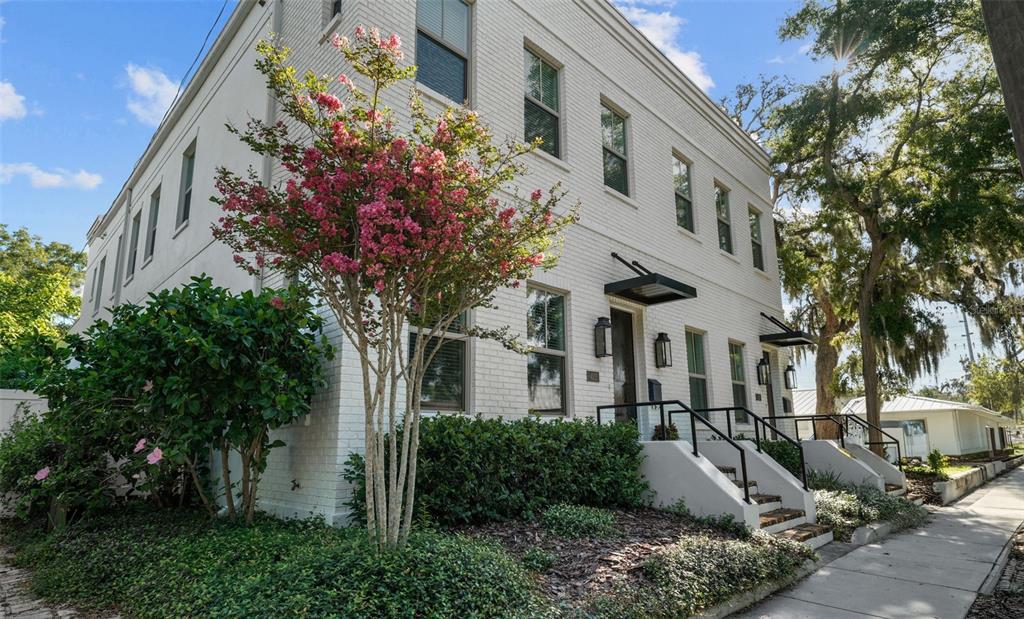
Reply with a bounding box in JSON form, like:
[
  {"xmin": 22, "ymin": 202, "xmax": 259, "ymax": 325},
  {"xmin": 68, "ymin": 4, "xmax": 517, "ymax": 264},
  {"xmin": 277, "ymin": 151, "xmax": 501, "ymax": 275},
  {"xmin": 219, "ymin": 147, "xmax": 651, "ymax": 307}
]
[{"xmin": 612, "ymin": 309, "xmax": 637, "ymax": 406}]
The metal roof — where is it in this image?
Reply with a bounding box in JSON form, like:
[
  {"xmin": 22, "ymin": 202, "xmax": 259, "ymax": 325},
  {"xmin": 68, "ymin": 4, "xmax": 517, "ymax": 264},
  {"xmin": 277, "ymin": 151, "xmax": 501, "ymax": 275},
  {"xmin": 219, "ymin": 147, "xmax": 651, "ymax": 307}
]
[{"xmin": 841, "ymin": 395, "xmax": 1011, "ymax": 422}]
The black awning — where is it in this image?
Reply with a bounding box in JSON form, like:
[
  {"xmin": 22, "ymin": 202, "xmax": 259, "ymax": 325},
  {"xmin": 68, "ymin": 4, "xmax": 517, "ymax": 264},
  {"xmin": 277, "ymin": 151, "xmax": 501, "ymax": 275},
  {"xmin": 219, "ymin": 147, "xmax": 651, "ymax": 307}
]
[
  {"xmin": 759, "ymin": 312, "xmax": 815, "ymax": 347},
  {"xmin": 604, "ymin": 253, "xmax": 697, "ymax": 305}
]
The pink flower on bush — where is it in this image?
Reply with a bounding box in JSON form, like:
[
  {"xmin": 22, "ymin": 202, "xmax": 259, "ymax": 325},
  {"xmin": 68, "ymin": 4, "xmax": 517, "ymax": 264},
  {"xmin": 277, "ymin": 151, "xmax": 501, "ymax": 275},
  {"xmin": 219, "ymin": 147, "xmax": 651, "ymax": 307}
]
[
  {"xmin": 143, "ymin": 380, "xmax": 154, "ymax": 392},
  {"xmin": 270, "ymin": 296, "xmax": 285, "ymax": 310},
  {"xmin": 355, "ymin": 25, "xmax": 366, "ymax": 37},
  {"xmin": 34, "ymin": 467, "xmax": 50, "ymax": 481},
  {"xmin": 133, "ymin": 438, "xmax": 148, "ymax": 453},
  {"xmin": 314, "ymin": 92, "xmax": 343, "ymax": 112},
  {"xmin": 338, "ymin": 74, "xmax": 355, "ymax": 90},
  {"xmin": 147, "ymin": 447, "xmax": 163, "ymax": 465},
  {"xmin": 531, "ymin": 189, "xmax": 543, "ymax": 202}
]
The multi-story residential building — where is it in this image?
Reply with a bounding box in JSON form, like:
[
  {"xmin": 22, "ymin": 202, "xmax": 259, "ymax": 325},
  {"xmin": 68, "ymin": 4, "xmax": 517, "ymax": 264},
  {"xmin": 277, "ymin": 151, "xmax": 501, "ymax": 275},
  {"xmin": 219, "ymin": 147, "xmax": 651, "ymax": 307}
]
[{"xmin": 74, "ymin": 0, "xmax": 804, "ymax": 526}]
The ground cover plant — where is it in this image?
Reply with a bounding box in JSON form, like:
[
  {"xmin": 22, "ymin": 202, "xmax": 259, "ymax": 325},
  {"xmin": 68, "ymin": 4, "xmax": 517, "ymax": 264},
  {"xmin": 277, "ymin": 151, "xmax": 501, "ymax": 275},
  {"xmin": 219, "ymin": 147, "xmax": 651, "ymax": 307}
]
[{"xmin": 809, "ymin": 476, "xmax": 929, "ymax": 541}]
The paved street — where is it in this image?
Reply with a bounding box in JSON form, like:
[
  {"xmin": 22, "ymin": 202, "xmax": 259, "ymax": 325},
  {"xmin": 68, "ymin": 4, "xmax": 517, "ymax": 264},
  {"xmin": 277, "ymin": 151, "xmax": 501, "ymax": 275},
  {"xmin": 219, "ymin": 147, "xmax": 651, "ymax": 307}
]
[{"xmin": 736, "ymin": 467, "xmax": 1024, "ymax": 619}]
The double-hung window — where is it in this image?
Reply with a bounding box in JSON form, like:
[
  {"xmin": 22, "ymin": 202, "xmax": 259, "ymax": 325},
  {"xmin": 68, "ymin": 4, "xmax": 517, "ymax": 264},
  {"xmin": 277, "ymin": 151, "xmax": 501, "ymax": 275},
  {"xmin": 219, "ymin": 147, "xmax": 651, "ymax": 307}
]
[
  {"xmin": 715, "ymin": 184, "xmax": 732, "ymax": 253},
  {"xmin": 527, "ymin": 286, "xmax": 567, "ymax": 414},
  {"xmin": 409, "ymin": 314, "xmax": 467, "ymax": 412},
  {"xmin": 749, "ymin": 207, "xmax": 764, "ymax": 270},
  {"xmin": 728, "ymin": 342, "xmax": 748, "ymax": 423},
  {"xmin": 673, "ymin": 156, "xmax": 694, "ymax": 232},
  {"xmin": 601, "ymin": 104, "xmax": 628, "ymax": 195},
  {"xmin": 177, "ymin": 141, "xmax": 196, "ymax": 227},
  {"xmin": 524, "ymin": 48, "xmax": 560, "ymax": 157},
  {"xmin": 686, "ymin": 330, "xmax": 709, "ymax": 414},
  {"xmin": 126, "ymin": 211, "xmax": 142, "ymax": 279},
  {"xmin": 145, "ymin": 188, "xmax": 160, "ymax": 261},
  {"xmin": 93, "ymin": 256, "xmax": 106, "ymax": 315},
  {"xmin": 416, "ymin": 0, "xmax": 470, "ymax": 103}
]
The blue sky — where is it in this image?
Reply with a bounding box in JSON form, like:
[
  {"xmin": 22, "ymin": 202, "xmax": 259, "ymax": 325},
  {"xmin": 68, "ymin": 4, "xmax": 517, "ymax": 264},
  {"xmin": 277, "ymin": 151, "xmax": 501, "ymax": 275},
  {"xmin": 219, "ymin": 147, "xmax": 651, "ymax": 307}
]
[{"xmin": 0, "ymin": 0, "xmax": 980, "ymax": 386}]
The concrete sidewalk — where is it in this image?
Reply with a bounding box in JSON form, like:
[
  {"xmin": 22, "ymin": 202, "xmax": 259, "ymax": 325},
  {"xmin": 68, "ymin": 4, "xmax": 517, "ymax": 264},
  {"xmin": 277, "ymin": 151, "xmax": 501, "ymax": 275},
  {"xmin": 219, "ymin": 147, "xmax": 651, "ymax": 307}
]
[{"xmin": 735, "ymin": 467, "xmax": 1024, "ymax": 619}]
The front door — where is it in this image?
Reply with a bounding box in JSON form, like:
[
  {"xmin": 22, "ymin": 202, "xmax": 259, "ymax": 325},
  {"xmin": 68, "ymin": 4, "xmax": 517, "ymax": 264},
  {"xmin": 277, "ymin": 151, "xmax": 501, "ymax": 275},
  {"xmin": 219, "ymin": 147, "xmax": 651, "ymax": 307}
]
[{"xmin": 611, "ymin": 309, "xmax": 637, "ymax": 407}]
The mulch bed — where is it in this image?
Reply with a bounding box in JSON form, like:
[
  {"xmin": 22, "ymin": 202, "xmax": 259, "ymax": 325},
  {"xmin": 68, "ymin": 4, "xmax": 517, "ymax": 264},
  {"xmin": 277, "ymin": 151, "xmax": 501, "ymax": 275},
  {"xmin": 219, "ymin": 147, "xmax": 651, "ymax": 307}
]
[
  {"xmin": 967, "ymin": 527, "xmax": 1024, "ymax": 619},
  {"xmin": 455, "ymin": 508, "xmax": 721, "ymax": 606},
  {"xmin": 904, "ymin": 476, "xmax": 942, "ymax": 505}
]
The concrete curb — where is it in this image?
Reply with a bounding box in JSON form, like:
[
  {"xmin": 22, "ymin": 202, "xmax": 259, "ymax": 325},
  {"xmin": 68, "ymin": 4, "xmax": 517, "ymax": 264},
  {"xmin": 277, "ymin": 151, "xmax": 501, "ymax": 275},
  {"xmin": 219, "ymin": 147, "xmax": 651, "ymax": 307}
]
[
  {"xmin": 850, "ymin": 521, "xmax": 895, "ymax": 546},
  {"xmin": 695, "ymin": 558, "xmax": 820, "ymax": 619},
  {"xmin": 979, "ymin": 528, "xmax": 1018, "ymax": 596}
]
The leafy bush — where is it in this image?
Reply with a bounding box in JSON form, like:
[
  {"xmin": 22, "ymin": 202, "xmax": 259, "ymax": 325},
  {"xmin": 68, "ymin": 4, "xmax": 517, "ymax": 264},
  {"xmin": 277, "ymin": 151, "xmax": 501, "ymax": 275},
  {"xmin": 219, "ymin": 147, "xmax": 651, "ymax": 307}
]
[
  {"xmin": 807, "ymin": 469, "xmax": 845, "ymax": 491},
  {"xmin": 585, "ymin": 531, "xmax": 813, "ymax": 617},
  {"xmin": 521, "ymin": 547, "xmax": 555, "ymax": 572},
  {"xmin": 928, "ymin": 449, "xmax": 947, "ymax": 474},
  {"xmin": 541, "ymin": 504, "xmax": 618, "ymax": 539},
  {"xmin": 760, "ymin": 440, "xmax": 804, "ymax": 478},
  {"xmin": 814, "ymin": 484, "xmax": 928, "ymax": 542},
  {"xmin": 0, "ymin": 411, "xmax": 60, "ymax": 518},
  {"xmin": 344, "ymin": 415, "xmax": 648, "ymax": 526},
  {"xmin": 651, "ymin": 423, "xmax": 679, "ymax": 440},
  {"xmin": 4, "ymin": 510, "xmax": 546, "ymax": 618}
]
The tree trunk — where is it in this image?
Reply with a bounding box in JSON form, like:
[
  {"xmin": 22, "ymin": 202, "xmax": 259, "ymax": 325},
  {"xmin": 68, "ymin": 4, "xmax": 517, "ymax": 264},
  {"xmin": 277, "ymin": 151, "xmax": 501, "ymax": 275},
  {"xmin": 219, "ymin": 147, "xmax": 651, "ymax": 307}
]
[
  {"xmin": 221, "ymin": 440, "xmax": 236, "ymax": 520},
  {"xmin": 814, "ymin": 289, "xmax": 843, "ymax": 440},
  {"xmin": 858, "ymin": 226, "xmax": 888, "ymax": 456}
]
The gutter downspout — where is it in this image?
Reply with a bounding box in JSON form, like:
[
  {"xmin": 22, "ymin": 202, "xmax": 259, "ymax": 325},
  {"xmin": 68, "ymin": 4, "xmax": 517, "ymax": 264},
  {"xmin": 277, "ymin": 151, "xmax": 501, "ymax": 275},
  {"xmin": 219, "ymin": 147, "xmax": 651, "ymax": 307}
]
[{"xmin": 253, "ymin": 0, "xmax": 285, "ymax": 294}]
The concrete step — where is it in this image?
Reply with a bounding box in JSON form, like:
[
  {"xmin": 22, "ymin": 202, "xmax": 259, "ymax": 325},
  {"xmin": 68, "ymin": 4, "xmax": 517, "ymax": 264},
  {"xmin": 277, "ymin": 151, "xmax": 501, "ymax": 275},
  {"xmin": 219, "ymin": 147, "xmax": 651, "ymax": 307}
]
[
  {"xmin": 716, "ymin": 465, "xmax": 736, "ymax": 479},
  {"xmin": 760, "ymin": 508, "xmax": 807, "ymax": 534},
  {"xmin": 774, "ymin": 522, "xmax": 834, "ymax": 550},
  {"xmin": 732, "ymin": 479, "xmax": 757, "ymax": 489},
  {"xmin": 885, "ymin": 483, "xmax": 906, "ymax": 497},
  {"xmin": 750, "ymin": 492, "xmax": 781, "ymax": 505}
]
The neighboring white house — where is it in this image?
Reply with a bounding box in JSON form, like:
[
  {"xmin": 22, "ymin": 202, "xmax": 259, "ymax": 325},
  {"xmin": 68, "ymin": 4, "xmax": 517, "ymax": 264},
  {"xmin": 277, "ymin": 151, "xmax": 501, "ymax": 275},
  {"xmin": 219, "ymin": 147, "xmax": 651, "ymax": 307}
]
[
  {"xmin": 71, "ymin": 0, "xmax": 801, "ymax": 524},
  {"xmin": 0, "ymin": 390, "xmax": 46, "ymax": 435},
  {"xmin": 842, "ymin": 395, "xmax": 1016, "ymax": 458}
]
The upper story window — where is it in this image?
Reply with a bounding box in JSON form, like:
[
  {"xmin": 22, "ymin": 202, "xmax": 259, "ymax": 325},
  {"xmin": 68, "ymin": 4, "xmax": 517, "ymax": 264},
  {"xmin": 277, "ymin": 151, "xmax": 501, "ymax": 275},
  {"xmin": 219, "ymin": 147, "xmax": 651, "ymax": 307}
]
[
  {"xmin": 409, "ymin": 314, "xmax": 467, "ymax": 412},
  {"xmin": 686, "ymin": 330, "xmax": 708, "ymax": 413},
  {"xmin": 527, "ymin": 286, "xmax": 567, "ymax": 414},
  {"xmin": 728, "ymin": 341, "xmax": 748, "ymax": 423},
  {"xmin": 749, "ymin": 207, "xmax": 764, "ymax": 271},
  {"xmin": 177, "ymin": 140, "xmax": 196, "ymax": 228},
  {"xmin": 145, "ymin": 187, "xmax": 160, "ymax": 261},
  {"xmin": 524, "ymin": 48, "xmax": 560, "ymax": 158},
  {"xmin": 601, "ymin": 104, "xmax": 628, "ymax": 196},
  {"xmin": 332, "ymin": 0, "xmax": 341, "ymax": 18},
  {"xmin": 126, "ymin": 211, "xmax": 142, "ymax": 279},
  {"xmin": 93, "ymin": 256, "xmax": 106, "ymax": 315},
  {"xmin": 715, "ymin": 184, "xmax": 732, "ymax": 253},
  {"xmin": 673, "ymin": 155, "xmax": 694, "ymax": 232},
  {"xmin": 416, "ymin": 0, "xmax": 470, "ymax": 103}
]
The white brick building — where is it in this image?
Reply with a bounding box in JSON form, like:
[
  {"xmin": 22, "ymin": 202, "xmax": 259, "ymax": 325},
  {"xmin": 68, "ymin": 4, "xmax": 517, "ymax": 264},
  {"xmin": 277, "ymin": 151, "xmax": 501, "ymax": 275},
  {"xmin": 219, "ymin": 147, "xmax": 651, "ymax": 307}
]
[{"xmin": 74, "ymin": 0, "xmax": 798, "ymax": 525}]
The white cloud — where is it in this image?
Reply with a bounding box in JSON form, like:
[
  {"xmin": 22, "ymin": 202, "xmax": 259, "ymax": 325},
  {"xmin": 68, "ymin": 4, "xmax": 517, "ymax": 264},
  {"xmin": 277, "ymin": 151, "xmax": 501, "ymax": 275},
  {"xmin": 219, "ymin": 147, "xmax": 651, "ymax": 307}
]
[
  {"xmin": 799, "ymin": 42, "xmax": 813, "ymax": 55},
  {"xmin": 124, "ymin": 64, "xmax": 178, "ymax": 126},
  {"xmin": 613, "ymin": 1, "xmax": 715, "ymax": 92},
  {"xmin": 0, "ymin": 163, "xmax": 102, "ymax": 190},
  {"xmin": 0, "ymin": 81, "xmax": 27, "ymax": 121},
  {"xmin": 767, "ymin": 55, "xmax": 786, "ymax": 65}
]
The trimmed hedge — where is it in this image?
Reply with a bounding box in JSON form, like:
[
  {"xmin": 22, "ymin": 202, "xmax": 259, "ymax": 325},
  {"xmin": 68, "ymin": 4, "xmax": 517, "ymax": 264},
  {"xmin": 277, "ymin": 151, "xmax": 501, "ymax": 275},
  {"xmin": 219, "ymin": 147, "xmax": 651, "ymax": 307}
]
[
  {"xmin": 345, "ymin": 415, "xmax": 648, "ymax": 525},
  {"xmin": 760, "ymin": 440, "xmax": 804, "ymax": 479},
  {"xmin": 3, "ymin": 510, "xmax": 545, "ymax": 619}
]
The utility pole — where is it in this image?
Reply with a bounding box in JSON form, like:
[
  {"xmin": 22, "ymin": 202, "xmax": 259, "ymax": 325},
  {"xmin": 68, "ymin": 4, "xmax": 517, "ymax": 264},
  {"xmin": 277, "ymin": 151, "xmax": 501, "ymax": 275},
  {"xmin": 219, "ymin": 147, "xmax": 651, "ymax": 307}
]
[{"xmin": 961, "ymin": 309, "xmax": 977, "ymax": 365}]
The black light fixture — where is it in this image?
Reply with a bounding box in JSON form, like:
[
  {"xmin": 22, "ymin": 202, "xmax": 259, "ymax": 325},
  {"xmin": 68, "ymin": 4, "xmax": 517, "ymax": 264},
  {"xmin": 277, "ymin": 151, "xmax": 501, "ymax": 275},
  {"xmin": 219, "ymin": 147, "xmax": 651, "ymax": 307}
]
[
  {"xmin": 756, "ymin": 357, "xmax": 771, "ymax": 386},
  {"xmin": 784, "ymin": 363, "xmax": 798, "ymax": 390},
  {"xmin": 594, "ymin": 317, "xmax": 612, "ymax": 358},
  {"xmin": 654, "ymin": 332, "xmax": 672, "ymax": 368}
]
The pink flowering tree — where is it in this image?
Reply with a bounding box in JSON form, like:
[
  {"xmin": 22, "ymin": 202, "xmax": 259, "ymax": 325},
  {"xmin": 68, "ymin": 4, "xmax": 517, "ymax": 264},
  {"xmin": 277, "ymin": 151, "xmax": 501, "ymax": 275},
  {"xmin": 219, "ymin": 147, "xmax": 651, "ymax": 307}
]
[{"xmin": 213, "ymin": 28, "xmax": 575, "ymax": 548}]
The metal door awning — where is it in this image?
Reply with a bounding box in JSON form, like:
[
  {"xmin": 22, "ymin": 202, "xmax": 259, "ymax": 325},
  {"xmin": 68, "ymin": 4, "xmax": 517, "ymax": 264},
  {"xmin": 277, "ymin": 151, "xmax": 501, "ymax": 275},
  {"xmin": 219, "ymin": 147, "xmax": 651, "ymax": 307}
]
[
  {"xmin": 604, "ymin": 253, "xmax": 697, "ymax": 305},
  {"xmin": 759, "ymin": 312, "xmax": 815, "ymax": 347}
]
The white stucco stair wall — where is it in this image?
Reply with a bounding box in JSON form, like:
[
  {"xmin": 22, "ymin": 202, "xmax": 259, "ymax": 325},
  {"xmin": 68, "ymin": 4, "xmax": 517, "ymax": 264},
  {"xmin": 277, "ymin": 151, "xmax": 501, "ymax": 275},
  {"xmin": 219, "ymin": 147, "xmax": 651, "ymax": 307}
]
[
  {"xmin": 845, "ymin": 443, "xmax": 906, "ymax": 489},
  {"xmin": 802, "ymin": 440, "xmax": 885, "ymax": 490}
]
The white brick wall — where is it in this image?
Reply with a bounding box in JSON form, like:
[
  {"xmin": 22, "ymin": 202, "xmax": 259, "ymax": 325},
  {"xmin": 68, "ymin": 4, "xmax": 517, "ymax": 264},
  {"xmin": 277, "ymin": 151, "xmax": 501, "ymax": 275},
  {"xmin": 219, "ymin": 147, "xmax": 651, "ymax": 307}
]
[{"xmin": 75, "ymin": 0, "xmax": 796, "ymax": 525}]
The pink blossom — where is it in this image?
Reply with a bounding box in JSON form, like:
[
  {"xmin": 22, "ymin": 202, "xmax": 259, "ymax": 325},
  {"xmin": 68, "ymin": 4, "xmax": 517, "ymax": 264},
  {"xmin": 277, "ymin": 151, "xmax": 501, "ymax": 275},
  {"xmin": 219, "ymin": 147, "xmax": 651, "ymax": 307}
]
[
  {"xmin": 330, "ymin": 33, "xmax": 349, "ymax": 49},
  {"xmin": 34, "ymin": 467, "xmax": 50, "ymax": 481},
  {"xmin": 531, "ymin": 189, "xmax": 543, "ymax": 202},
  {"xmin": 315, "ymin": 92, "xmax": 343, "ymax": 112},
  {"xmin": 355, "ymin": 25, "xmax": 366, "ymax": 37},
  {"xmin": 270, "ymin": 296, "xmax": 285, "ymax": 310},
  {"xmin": 338, "ymin": 74, "xmax": 355, "ymax": 90},
  {"xmin": 133, "ymin": 438, "xmax": 148, "ymax": 453},
  {"xmin": 142, "ymin": 379, "xmax": 154, "ymax": 393},
  {"xmin": 146, "ymin": 447, "xmax": 163, "ymax": 465}
]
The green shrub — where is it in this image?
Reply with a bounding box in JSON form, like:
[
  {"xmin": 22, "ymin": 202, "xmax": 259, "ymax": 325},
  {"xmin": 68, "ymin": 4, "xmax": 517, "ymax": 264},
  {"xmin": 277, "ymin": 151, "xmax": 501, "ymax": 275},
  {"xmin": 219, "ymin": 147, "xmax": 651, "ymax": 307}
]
[
  {"xmin": 807, "ymin": 469, "xmax": 845, "ymax": 490},
  {"xmin": 928, "ymin": 449, "xmax": 947, "ymax": 474},
  {"xmin": 0, "ymin": 412, "xmax": 60, "ymax": 518},
  {"xmin": 344, "ymin": 415, "xmax": 648, "ymax": 526},
  {"xmin": 585, "ymin": 531, "xmax": 812, "ymax": 617},
  {"xmin": 651, "ymin": 423, "xmax": 679, "ymax": 440},
  {"xmin": 813, "ymin": 485, "xmax": 928, "ymax": 542},
  {"xmin": 6, "ymin": 509, "xmax": 546, "ymax": 618},
  {"xmin": 541, "ymin": 504, "xmax": 618, "ymax": 539},
  {"xmin": 521, "ymin": 547, "xmax": 555, "ymax": 572},
  {"xmin": 760, "ymin": 440, "xmax": 804, "ymax": 478}
]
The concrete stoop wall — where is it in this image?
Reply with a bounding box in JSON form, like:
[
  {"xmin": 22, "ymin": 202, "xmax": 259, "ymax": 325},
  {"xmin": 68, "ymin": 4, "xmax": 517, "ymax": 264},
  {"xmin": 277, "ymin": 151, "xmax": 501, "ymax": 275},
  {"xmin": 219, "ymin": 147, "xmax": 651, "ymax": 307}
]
[
  {"xmin": 640, "ymin": 441, "xmax": 760, "ymax": 529},
  {"xmin": 802, "ymin": 440, "xmax": 885, "ymax": 490},
  {"xmin": 698, "ymin": 440, "xmax": 816, "ymax": 520},
  {"xmin": 845, "ymin": 443, "xmax": 906, "ymax": 488},
  {"xmin": 934, "ymin": 455, "xmax": 1024, "ymax": 504}
]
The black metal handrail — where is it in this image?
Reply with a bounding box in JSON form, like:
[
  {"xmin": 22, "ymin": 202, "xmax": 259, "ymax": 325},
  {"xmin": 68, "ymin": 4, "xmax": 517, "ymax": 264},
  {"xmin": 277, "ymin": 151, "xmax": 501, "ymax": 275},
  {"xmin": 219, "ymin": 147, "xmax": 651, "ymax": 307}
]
[
  {"xmin": 784, "ymin": 414, "xmax": 847, "ymax": 448},
  {"xmin": 595, "ymin": 400, "xmax": 752, "ymax": 503},
  {"xmin": 692, "ymin": 407, "xmax": 808, "ymax": 491},
  {"xmin": 842, "ymin": 414, "xmax": 903, "ymax": 471}
]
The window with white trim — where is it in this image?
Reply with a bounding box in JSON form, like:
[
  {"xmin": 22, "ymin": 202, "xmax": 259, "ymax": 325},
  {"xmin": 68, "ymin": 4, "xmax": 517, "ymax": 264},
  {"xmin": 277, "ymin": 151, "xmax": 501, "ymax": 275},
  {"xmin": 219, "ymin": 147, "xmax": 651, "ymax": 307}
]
[
  {"xmin": 524, "ymin": 48, "xmax": 560, "ymax": 157},
  {"xmin": 409, "ymin": 314, "xmax": 467, "ymax": 411},
  {"xmin": 145, "ymin": 187, "xmax": 160, "ymax": 261},
  {"xmin": 686, "ymin": 330, "xmax": 709, "ymax": 413},
  {"xmin": 673, "ymin": 155, "xmax": 694, "ymax": 232},
  {"xmin": 126, "ymin": 211, "xmax": 141, "ymax": 279},
  {"xmin": 527, "ymin": 286, "xmax": 566, "ymax": 414},
  {"xmin": 416, "ymin": 0, "xmax": 470, "ymax": 103},
  {"xmin": 93, "ymin": 256, "xmax": 106, "ymax": 315},
  {"xmin": 715, "ymin": 184, "xmax": 732, "ymax": 253},
  {"xmin": 177, "ymin": 140, "xmax": 196, "ymax": 227},
  {"xmin": 729, "ymin": 341, "xmax": 748, "ymax": 423},
  {"xmin": 749, "ymin": 207, "xmax": 764, "ymax": 270},
  {"xmin": 601, "ymin": 104, "xmax": 628, "ymax": 195}
]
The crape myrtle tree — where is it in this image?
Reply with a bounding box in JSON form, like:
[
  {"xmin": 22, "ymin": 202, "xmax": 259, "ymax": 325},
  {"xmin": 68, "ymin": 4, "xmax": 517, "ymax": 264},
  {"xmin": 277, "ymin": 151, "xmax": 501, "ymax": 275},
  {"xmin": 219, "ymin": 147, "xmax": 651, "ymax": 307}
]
[
  {"xmin": 213, "ymin": 28, "xmax": 576, "ymax": 548},
  {"xmin": 771, "ymin": 0, "xmax": 1024, "ymax": 449}
]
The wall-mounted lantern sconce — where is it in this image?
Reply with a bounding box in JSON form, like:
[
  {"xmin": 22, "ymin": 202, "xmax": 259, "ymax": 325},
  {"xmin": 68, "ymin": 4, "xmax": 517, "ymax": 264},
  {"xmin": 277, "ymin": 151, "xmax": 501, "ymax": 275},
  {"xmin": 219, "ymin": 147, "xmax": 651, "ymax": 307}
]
[
  {"xmin": 784, "ymin": 363, "xmax": 797, "ymax": 390},
  {"xmin": 756, "ymin": 357, "xmax": 771, "ymax": 386},
  {"xmin": 594, "ymin": 317, "xmax": 612, "ymax": 358},
  {"xmin": 654, "ymin": 332, "xmax": 672, "ymax": 368}
]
